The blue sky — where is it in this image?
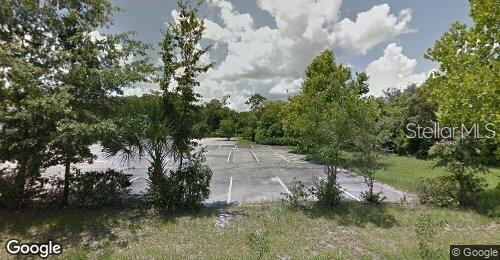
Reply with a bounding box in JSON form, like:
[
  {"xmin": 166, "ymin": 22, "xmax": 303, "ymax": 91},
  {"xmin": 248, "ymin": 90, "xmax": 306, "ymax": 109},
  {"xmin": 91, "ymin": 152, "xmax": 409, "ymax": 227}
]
[{"xmin": 105, "ymin": 0, "xmax": 471, "ymax": 110}]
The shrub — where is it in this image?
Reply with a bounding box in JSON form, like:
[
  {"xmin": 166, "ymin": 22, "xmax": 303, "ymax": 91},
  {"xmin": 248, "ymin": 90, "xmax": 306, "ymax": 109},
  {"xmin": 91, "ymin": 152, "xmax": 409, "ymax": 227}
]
[
  {"xmin": 282, "ymin": 177, "xmax": 310, "ymax": 209},
  {"xmin": 0, "ymin": 167, "xmax": 47, "ymax": 208},
  {"xmin": 148, "ymin": 150, "xmax": 212, "ymax": 212},
  {"xmin": 0, "ymin": 168, "xmax": 19, "ymax": 208},
  {"xmin": 415, "ymin": 213, "xmax": 442, "ymax": 259},
  {"xmin": 361, "ymin": 190, "xmax": 386, "ymax": 205},
  {"xmin": 49, "ymin": 169, "xmax": 132, "ymax": 208},
  {"xmin": 311, "ymin": 176, "xmax": 343, "ymax": 207},
  {"xmin": 418, "ymin": 177, "xmax": 459, "ymax": 208}
]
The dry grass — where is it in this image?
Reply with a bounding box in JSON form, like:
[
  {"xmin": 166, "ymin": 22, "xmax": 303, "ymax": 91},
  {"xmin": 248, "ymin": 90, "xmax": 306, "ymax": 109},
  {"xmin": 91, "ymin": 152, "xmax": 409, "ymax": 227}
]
[{"xmin": 0, "ymin": 202, "xmax": 498, "ymax": 259}]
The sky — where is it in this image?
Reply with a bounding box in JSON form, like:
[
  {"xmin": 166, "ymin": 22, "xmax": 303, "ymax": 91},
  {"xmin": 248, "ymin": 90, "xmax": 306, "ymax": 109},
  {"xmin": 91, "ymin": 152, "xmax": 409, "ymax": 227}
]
[{"xmin": 104, "ymin": 0, "xmax": 471, "ymax": 110}]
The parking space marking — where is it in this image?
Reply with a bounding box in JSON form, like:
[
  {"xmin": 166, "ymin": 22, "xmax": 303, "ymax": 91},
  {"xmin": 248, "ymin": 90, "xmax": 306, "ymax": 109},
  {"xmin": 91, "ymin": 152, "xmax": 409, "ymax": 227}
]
[
  {"xmin": 250, "ymin": 151, "xmax": 260, "ymax": 163},
  {"xmin": 340, "ymin": 188, "xmax": 361, "ymax": 201},
  {"xmin": 273, "ymin": 151, "xmax": 290, "ymax": 163},
  {"xmin": 227, "ymin": 150, "xmax": 232, "ymax": 163},
  {"xmin": 318, "ymin": 177, "xmax": 362, "ymax": 202},
  {"xmin": 274, "ymin": 177, "xmax": 292, "ymax": 196},
  {"xmin": 227, "ymin": 177, "xmax": 233, "ymax": 203},
  {"xmin": 130, "ymin": 176, "xmax": 141, "ymax": 182}
]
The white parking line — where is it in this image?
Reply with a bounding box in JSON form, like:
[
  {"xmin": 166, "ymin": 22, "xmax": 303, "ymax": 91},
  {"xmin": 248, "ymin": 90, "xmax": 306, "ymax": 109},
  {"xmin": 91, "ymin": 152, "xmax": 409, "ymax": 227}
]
[
  {"xmin": 130, "ymin": 176, "xmax": 141, "ymax": 182},
  {"xmin": 273, "ymin": 151, "xmax": 290, "ymax": 163},
  {"xmin": 227, "ymin": 150, "xmax": 232, "ymax": 163},
  {"xmin": 275, "ymin": 177, "xmax": 292, "ymax": 196},
  {"xmin": 318, "ymin": 177, "xmax": 362, "ymax": 202},
  {"xmin": 218, "ymin": 144, "xmax": 221, "ymax": 148},
  {"xmin": 251, "ymin": 145, "xmax": 254, "ymax": 148},
  {"xmin": 340, "ymin": 188, "xmax": 361, "ymax": 202},
  {"xmin": 250, "ymin": 151, "xmax": 260, "ymax": 163},
  {"xmin": 227, "ymin": 177, "xmax": 233, "ymax": 203}
]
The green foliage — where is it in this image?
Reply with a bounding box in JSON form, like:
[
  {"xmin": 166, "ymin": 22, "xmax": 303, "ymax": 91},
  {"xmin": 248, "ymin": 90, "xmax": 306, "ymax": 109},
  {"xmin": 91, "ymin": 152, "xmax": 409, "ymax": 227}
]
[
  {"xmin": 245, "ymin": 93, "xmax": 267, "ymax": 110},
  {"xmin": 284, "ymin": 49, "xmax": 379, "ymax": 204},
  {"xmin": 159, "ymin": 0, "xmax": 212, "ymax": 167},
  {"xmin": 49, "ymin": 169, "xmax": 132, "ymax": 208},
  {"xmin": 375, "ymin": 85, "xmax": 438, "ymax": 158},
  {"xmin": 418, "ymin": 176, "xmax": 460, "ymax": 208},
  {"xmin": 148, "ymin": 150, "xmax": 212, "ymax": 213},
  {"xmin": 415, "ymin": 213, "xmax": 442, "ymax": 259},
  {"xmin": 282, "ymin": 177, "xmax": 310, "ymax": 209},
  {"xmin": 0, "ymin": 0, "xmax": 152, "ymax": 207},
  {"xmin": 104, "ymin": 95, "xmax": 172, "ymax": 185},
  {"xmin": 201, "ymin": 97, "xmax": 234, "ymax": 136},
  {"xmin": 245, "ymin": 230, "xmax": 270, "ymax": 258},
  {"xmin": 219, "ymin": 118, "xmax": 237, "ymax": 140},
  {"xmin": 428, "ymin": 139, "xmax": 487, "ymax": 207},
  {"xmin": 311, "ymin": 175, "xmax": 343, "ymax": 207},
  {"xmin": 424, "ymin": 0, "xmax": 499, "ymax": 161}
]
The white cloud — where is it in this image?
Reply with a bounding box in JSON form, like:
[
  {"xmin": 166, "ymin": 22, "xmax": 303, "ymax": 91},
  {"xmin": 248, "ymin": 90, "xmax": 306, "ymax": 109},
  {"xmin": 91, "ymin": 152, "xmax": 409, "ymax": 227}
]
[
  {"xmin": 331, "ymin": 4, "xmax": 413, "ymax": 55},
  {"xmin": 268, "ymin": 78, "xmax": 303, "ymax": 95},
  {"xmin": 366, "ymin": 43, "xmax": 427, "ymax": 96},
  {"xmin": 200, "ymin": 0, "xmax": 344, "ymax": 108},
  {"xmin": 138, "ymin": 0, "xmax": 418, "ymax": 110}
]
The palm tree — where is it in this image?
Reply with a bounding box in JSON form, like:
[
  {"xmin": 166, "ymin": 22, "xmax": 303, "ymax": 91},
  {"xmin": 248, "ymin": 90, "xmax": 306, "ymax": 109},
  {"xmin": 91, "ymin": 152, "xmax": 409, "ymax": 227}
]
[{"xmin": 103, "ymin": 95, "xmax": 172, "ymax": 184}]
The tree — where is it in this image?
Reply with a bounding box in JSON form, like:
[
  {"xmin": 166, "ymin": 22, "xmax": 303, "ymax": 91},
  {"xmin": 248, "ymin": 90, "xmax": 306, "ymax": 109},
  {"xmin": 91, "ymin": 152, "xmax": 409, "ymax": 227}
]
[
  {"xmin": 0, "ymin": 0, "xmax": 152, "ymax": 207},
  {"xmin": 0, "ymin": 1, "xmax": 75, "ymax": 206},
  {"xmin": 283, "ymin": 49, "xmax": 374, "ymax": 205},
  {"xmin": 103, "ymin": 95, "xmax": 172, "ymax": 185},
  {"xmin": 350, "ymin": 116, "xmax": 387, "ymax": 205},
  {"xmin": 219, "ymin": 118, "xmax": 237, "ymax": 140},
  {"xmin": 245, "ymin": 93, "xmax": 266, "ymax": 110},
  {"xmin": 420, "ymin": 0, "xmax": 498, "ymax": 207},
  {"xmin": 159, "ymin": 0, "xmax": 212, "ymax": 170},
  {"xmin": 202, "ymin": 98, "xmax": 233, "ymax": 135},
  {"xmin": 424, "ymin": 0, "xmax": 498, "ymax": 140},
  {"xmin": 48, "ymin": 1, "xmax": 151, "ymax": 206},
  {"xmin": 375, "ymin": 84, "xmax": 438, "ymax": 158}
]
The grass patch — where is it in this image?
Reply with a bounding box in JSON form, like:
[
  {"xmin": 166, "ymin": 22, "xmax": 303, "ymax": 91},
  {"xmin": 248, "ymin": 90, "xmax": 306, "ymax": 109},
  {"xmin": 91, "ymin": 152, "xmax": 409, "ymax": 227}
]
[
  {"xmin": 0, "ymin": 203, "xmax": 498, "ymax": 259},
  {"xmin": 236, "ymin": 137, "xmax": 256, "ymax": 146},
  {"xmin": 375, "ymin": 154, "xmax": 500, "ymax": 193}
]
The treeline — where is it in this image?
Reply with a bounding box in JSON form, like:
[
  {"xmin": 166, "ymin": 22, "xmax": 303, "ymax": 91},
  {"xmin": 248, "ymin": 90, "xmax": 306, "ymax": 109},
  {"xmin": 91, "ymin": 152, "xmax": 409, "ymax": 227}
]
[{"xmin": 0, "ymin": 0, "xmax": 213, "ymax": 211}]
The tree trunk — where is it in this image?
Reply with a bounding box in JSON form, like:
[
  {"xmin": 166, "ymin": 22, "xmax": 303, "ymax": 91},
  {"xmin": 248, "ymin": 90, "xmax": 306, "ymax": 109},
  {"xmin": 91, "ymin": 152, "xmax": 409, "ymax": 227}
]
[
  {"xmin": 13, "ymin": 157, "xmax": 29, "ymax": 207},
  {"xmin": 62, "ymin": 162, "xmax": 71, "ymax": 207},
  {"xmin": 178, "ymin": 153, "xmax": 183, "ymax": 172},
  {"xmin": 151, "ymin": 150, "xmax": 163, "ymax": 184}
]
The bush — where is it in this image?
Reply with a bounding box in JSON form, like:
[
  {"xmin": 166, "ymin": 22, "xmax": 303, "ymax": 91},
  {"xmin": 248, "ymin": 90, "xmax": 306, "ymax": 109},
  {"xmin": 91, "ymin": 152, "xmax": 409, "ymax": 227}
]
[
  {"xmin": 311, "ymin": 177, "xmax": 343, "ymax": 207},
  {"xmin": 0, "ymin": 168, "xmax": 19, "ymax": 208},
  {"xmin": 148, "ymin": 151, "xmax": 212, "ymax": 212},
  {"xmin": 282, "ymin": 177, "xmax": 310, "ymax": 209},
  {"xmin": 418, "ymin": 171, "xmax": 486, "ymax": 209},
  {"xmin": 418, "ymin": 177, "xmax": 459, "ymax": 208},
  {"xmin": 49, "ymin": 169, "xmax": 132, "ymax": 208},
  {"xmin": 0, "ymin": 167, "xmax": 47, "ymax": 208},
  {"xmin": 415, "ymin": 213, "xmax": 442, "ymax": 259},
  {"xmin": 361, "ymin": 190, "xmax": 386, "ymax": 205}
]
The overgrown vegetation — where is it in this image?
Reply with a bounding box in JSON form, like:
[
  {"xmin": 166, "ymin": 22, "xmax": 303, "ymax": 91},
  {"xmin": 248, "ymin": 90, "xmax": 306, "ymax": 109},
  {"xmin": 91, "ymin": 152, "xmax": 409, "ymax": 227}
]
[{"xmin": 0, "ymin": 203, "xmax": 497, "ymax": 258}]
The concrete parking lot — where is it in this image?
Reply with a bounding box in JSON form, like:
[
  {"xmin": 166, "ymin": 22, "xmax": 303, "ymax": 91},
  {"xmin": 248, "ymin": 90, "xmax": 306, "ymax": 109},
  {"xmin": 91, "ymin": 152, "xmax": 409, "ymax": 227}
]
[{"xmin": 39, "ymin": 138, "xmax": 409, "ymax": 204}]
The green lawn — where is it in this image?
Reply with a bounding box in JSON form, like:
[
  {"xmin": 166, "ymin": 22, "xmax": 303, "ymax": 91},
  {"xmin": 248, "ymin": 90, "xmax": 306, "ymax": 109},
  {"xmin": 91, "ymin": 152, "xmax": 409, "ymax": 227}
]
[
  {"xmin": 375, "ymin": 154, "xmax": 500, "ymax": 193},
  {"xmin": 236, "ymin": 137, "xmax": 257, "ymax": 146},
  {"xmin": 0, "ymin": 203, "xmax": 498, "ymax": 259}
]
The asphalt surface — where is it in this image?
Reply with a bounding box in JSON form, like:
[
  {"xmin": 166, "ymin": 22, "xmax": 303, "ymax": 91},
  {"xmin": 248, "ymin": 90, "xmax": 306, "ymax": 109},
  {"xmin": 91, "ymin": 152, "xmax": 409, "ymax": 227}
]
[{"xmin": 36, "ymin": 138, "xmax": 409, "ymax": 204}]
